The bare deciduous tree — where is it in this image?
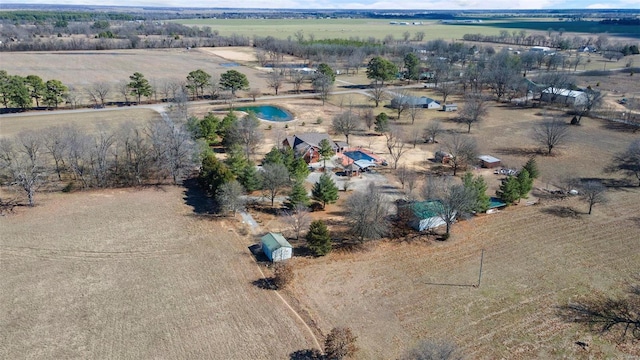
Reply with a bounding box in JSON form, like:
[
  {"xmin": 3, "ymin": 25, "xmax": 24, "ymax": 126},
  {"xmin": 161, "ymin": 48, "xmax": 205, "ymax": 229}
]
[
  {"xmin": 332, "ymin": 110, "xmax": 360, "ymax": 145},
  {"xmin": 283, "ymin": 204, "xmax": 311, "ymax": 240},
  {"xmin": 534, "ymin": 117, "xmax": 569, "ymax": 155},
  {"xmin": 267, "ymin": 69, "xmax": 284, "ymax": 95},
  {"xmin": 0, "ymin": 134, "xmax": 47, "ymax": 206},
  {"xmin": 579, "ymin": 180, "xmax": 607, "ymax": 215},
  {"xmin": 362, "ymin": 108, "xmax": 375, "ymax": 131},
  {"xmin": 247, "ymin": 88, "xmax": 261, "ymax": 101},
  {"xmin": 216, "ymin": 180, "xmax": 245, "ymax": 215},
  {"xmin": 345, "ymin": 183, "xmax": 390, "ymax": 242},
  {"xmin": 458, "ymin": 94, "xmax": 488, "ymax": 133},
  {"xmin": 148, "ymin": 115, "xmax": 196, "ymax": 185},
  {"xmin": 42, "ymin": 126, "xmax": 69, "ymax": 180},
  {"xmin": 421, "ymin": 176, "xmax": 474, "ymax": 235},
  {"xmin": 261, "ymin": 162, "xmax": 290, "ymax": 207},
  {"xmin": 443, "ymin": 133, "xmax": 478, "ymax": 176},
  {"xmin": 367, "ymin": 82, "xmax": 387, "ymax": 108},
  {"xmin": 385, "ymin": 126, "xmax": 410, "ymax": 169},
  {"xmin": 324, "ymin": 327, "xmax": 358, "ymax": 360},
  {"xmin": 423, "ymin": 120, "xmax": 443, "ymax": 144},
  {"xmin": 87, "ymin": 81, "xmax": 110, "ymax": 107}
]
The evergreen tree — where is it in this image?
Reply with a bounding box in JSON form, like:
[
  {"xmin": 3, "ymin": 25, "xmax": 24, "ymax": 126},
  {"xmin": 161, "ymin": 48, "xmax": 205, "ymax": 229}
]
[
  {"xmin": 312, "ymin": 173, "xmax": 339, "ymax": 209},
  {"xmin": 43, "ymin": 79, "xmax": 68, "ymax": 109},
  {"xmin": 289, "ymin": 156, "xmax": 310, "ymax": 182},
  {"xmin": 199, "ymin": 153, "xmax": 234, "ymax": 195},
  {"xmin": 463, "ymin": 172, "xmax": 490, "ymax": 213},
  {"xmin": 199, "ymin": 113, "xmax": 220, "ymax": 142},
  {"xmin": 219, "ymin": 69, "xmax": 249, "ymax": 96},
  {"xmin": 218, "ymin": 111, "xmax": 237, "ymax": 142},
  {"xmin": 224, "ymin": 144, "xmax": 249, "ymax": 177},
  {"xmin": 523, "ymin": 157, "xmax": 539, "ymax": 179},
  {"xmin": 318, "ymin": 138, "xmax": 334, "ymax": 169},
  {"xmin": 374, "ymin": 112, "xmax": 389, "ymax": 133},
  {"xmin": 306, "ymin": 220, "xmax": 332, "ymax": 256},
  {"xmin": 516, "ymin": 168, "xmax": 533, "ymax": 199},
  {"xmin": 238, "ymin": 163, "xmax": 261, "ymax": 192},
  {"xmin": 317, "ymin": 63, "xmax": 336, "ymax": 83},
  {"xmin": 127, "ymin": 72, "xmax": 151, "ymax": 104},
  {"xmin": 285, "ymin": 180, "xmax": 310, "ymax": 209},
  {"xmin": 496, "ymin": 176, "xmax": 521, "ymax": 204},
  {"xmin": 263, "ymin": 146, "xmax": 284, "ymax": 165}
]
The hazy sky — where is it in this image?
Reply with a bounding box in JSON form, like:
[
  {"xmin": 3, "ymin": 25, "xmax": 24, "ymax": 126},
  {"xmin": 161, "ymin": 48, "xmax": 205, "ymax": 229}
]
[{"xmin": 9, "ymin": 0, "xmax": 640, "ymax": 9}]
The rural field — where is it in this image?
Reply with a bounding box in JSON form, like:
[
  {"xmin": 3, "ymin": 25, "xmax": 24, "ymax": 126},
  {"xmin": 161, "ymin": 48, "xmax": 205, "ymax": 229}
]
[
  {"xmin": 0, "ymin": 187, "xmax": 316, "ymax": 359},
  {"xmin": 2, "ymin": 22, "xmax": 640, "ymax": 359}
]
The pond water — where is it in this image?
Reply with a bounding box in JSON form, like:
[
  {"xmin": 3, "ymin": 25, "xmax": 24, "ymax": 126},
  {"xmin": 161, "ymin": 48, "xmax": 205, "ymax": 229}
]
[{"xmin": 235, "ymin": 105, "xmax": 294, "ymax": 122}]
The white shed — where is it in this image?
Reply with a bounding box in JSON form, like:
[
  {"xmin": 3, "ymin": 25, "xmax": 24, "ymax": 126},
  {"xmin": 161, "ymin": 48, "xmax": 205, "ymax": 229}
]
[{"xmin": 261, "ymin": 232, "xmax": 292, "ymax": 262}]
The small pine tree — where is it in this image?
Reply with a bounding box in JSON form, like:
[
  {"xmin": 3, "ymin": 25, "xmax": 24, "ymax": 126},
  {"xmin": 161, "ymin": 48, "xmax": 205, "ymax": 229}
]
[
  {"xmin": 463, "ymin": 172, "xmax": 490, "ymax": 213},
  {"xmin": 496, "ymin": 176, "xmax": 521, "ymax": 204},
  {"xmin": 312, "ymin": 173, "xmax": 339, "ymax": 210},
  {"xmin": 516, "ymin": 168, "xmax": 533, "ymax": 199},
  {"xmin": 238, "ymin": 163, "xmax": 261, "ymax": 192},
  {"xmin": 285, "ymin": 180, "xmax": 310, "ymax": 209},
  {"xmin": 224, "ymin": 144, "xmax": 249, "ymax": 177},
  {"xmin": 523, "ymin": 157, "xmax": 539, "ymax": 179},
  {"xmin": 263, "ymin": 146, "xmax": 284, "ymax": 165},
  {"xmin": 306, "ymin": 220, "xmax": 332, "ymax": 256},
  {"xmin": 289, "ymin": 156, "xmax": 310, "ymax": 182},
  {"xmin": 374, "ymin": 112, "xmax": 389, "ymax": 133},
  {"xmin": 318, "ymin": 138, "xmax": 335, "ymax": 169}
]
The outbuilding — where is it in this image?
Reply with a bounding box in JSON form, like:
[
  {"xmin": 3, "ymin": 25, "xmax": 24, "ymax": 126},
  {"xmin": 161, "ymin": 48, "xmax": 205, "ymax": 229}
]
[
  {"xmin": 260, "ymin": 232, "xmax": 292, "ymax": 262},
  {"xmin": 404, "ymin": 200, "xmax": 453, "ymax": 232},
  {"xmin": 478, "ymin": 155, "xmax": 501, "ymax": 168},
  {"xmin": 443, "ymin": 103, "xmax": 458, "ymax": 112}
]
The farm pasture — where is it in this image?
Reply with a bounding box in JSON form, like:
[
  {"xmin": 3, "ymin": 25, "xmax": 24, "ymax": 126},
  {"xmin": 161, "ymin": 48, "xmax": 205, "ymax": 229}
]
[
  {"xmin": 291, "ymin": 190, "xmax": 640, "ymax": 359},
  {"xmin": 0, "ymin": 187, "xmax": 315, "ymax": 359}
]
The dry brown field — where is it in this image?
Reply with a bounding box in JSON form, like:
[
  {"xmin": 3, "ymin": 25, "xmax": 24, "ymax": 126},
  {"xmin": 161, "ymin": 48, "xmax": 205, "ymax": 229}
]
[
  {"xmin": 2, "ymin": 46, "xmax": 640, "ymax": 359},
  {"xmin": 290, "ymin": 190, "xmax": 640, "ymax": 359},
  {"xmin": 0, "ymin": 107, "xmax": 161, "ymax": 138},
  {"xmin": 0, "ymin": 187, "xmax": 316, "ymax": 359}
]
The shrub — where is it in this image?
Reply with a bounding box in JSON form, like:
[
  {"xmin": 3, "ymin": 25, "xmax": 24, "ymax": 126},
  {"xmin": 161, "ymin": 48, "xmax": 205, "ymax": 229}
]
[
  {"xmin": 273, "ymin": 262, "xmax": 294, "ymax": 290},
  {"xmin": 324, "ymin": 327, "xmax": 358, "ymax": 360},
  {"xmin": 316, "ymin": 117, "xmax": 323, "ymax": 124},
  {"xmin": 62, "ymin": 182, "xmax": 74, "ymax": 193}
]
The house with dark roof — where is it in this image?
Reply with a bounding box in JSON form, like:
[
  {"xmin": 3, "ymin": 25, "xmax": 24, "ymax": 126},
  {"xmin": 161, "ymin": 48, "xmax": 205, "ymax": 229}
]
[
  {"xmin": 283, "ymin": 133, "xmax": 338, "ymax": 164},
  {"xmin": 391, "ymin": 95, "xmax": 441, "ymax": 110}
]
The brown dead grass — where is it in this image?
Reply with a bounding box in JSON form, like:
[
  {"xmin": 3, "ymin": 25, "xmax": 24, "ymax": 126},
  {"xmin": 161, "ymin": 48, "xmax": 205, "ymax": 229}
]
[
  {"xmin": 290, "ymin": 191, "xmax": 640, "ymax": 359},
  {"xmin": 0, "ymin": 187, "xmax": 314, "ymax": 359}
]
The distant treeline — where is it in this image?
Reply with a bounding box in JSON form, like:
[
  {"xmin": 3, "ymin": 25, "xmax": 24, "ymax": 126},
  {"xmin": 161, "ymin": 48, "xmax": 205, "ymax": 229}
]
[
  {"xmin": 600, "ymin": 18, "xmax": 640, "ymax": 26},
  {"xmin": 0, "ymin": 11, "xmax": 142, "ymax": 22}
]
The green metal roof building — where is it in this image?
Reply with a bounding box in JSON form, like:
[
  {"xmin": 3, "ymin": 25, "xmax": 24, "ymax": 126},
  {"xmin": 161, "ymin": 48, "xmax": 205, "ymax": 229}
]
[{"xmin": 260, "ymin": 232, "xmax": 293, "ymax": 262}]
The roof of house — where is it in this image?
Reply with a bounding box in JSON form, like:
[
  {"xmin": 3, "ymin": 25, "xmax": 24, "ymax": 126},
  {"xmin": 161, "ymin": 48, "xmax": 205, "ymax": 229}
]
[
  {"xmin": 261, "ymin": 232, "xmax": 292, "ymax": 252},
  {"xmin": 478, "ymin": 155, "xmax": 501, "ymax": 163},
  {"xmin": 393, "ymin": 95, "xmax": 439, "ymax": 106},
  {"xmin": 410, "ymin": 200, "xmax": 445, "ymax": 219},
  {"xmin": 542, "ymin": 87, "xmax": 585, "ymax": 98},
  {"xmin": 354, "ymin": 159, "xmax": 377, "ymax": 169},
  {"xmin": 285, "ymin": 133, "xmax": 337, "ymax": 153}
]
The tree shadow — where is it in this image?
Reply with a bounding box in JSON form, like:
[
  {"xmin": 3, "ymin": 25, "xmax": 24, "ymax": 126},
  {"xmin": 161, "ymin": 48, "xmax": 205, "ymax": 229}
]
[
  {"xmin": 601, "ymin": 121, "xmax": 640, "ymax": 133},
  {"xmin": 578, "ymin": 177, "xmax": 637, "ymax": 190},
  {"xmin": 494, "ymin": 147, "xmax": 544, "ymax": 157},
  {"xmin": 289, "ymin": 349, "xmax": 324, "ymax": 360},
  {"xmin": 540, "ymin": 205, "xmax": 582, "ymax": 218},
  {"xmin": 182, "ymin": 177, "xmax": 215, "ymax": 215},
  {"xmin": 252, "ymin": 277, "xmax": 276, "ymax": 290}
]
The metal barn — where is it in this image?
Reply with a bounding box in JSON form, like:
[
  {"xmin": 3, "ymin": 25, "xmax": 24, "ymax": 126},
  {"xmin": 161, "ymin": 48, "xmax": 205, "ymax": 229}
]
[{"xmin": 260, "ymin": 232, "xmax": 293, "ymax": 262}]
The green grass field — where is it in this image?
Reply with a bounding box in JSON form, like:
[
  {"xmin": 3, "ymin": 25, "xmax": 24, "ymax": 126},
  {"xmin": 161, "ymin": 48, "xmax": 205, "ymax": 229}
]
[{"xmin": 174, "ymin": 18, "xmax": 503, "ymax": 41}]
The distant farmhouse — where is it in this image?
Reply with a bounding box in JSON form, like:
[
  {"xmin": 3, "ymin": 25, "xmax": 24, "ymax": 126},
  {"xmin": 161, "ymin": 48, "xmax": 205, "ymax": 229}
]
[{"xmin": 391, "ymin": 95, "xmax": 441, "ymax": 109}]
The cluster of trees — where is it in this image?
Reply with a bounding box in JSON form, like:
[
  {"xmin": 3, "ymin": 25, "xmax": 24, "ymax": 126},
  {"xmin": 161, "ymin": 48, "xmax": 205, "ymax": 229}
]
[
  {"xmin": 0, "ymin": 71, "xmax": 68, "ymax": 109},
  {"xmin": 1, "ymin": 68, "xmax": 251, "ymax": 112},
  {"xmin": 0, "ymin": 112, "xmax": 197, "ymax": 206},
  {"xmin": 1, "ymin": 15, "xmax": 250, "ymax": 51},
  {"xmin": 496, "ymin": 158, "xmax": 538, "ymax": 204}
]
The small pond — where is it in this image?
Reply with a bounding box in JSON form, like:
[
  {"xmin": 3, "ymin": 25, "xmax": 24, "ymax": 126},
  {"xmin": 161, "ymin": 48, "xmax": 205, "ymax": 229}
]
[{"xmin": 235, "ymin": 105, "xmax": 294, "ymax": 122}]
